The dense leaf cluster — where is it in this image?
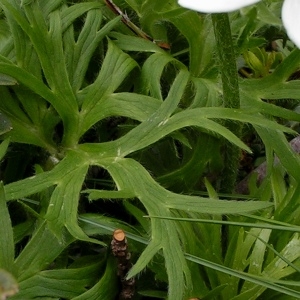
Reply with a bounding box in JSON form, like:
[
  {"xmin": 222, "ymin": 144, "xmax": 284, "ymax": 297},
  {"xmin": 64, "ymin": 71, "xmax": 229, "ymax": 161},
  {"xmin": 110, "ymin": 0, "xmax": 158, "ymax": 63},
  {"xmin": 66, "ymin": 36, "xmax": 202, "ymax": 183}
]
[{"xmin": 1, "ymin": 0, "xmax": 300, "ymax": 299}]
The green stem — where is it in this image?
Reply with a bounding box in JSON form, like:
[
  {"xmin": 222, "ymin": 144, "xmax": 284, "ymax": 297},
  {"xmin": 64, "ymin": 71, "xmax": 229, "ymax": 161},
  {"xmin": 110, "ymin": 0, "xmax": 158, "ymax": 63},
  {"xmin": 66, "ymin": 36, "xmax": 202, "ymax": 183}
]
[{"xmin": 212, "ymin": 13, "xmax": 242, "ymax": 193}]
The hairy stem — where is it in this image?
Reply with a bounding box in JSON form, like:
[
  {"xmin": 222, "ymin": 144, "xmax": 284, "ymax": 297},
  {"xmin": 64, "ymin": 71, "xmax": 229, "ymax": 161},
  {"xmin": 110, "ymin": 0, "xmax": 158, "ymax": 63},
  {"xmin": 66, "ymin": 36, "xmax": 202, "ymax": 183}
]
[{"xmin": 212, "ymin": 13, "xmax": 242, "ymax": 193}]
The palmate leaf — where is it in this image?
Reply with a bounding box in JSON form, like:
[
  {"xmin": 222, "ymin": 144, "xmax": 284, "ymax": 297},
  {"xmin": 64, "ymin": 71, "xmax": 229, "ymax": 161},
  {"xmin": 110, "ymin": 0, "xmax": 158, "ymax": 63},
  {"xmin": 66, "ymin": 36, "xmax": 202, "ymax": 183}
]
[
  {"xmin": 109, "ymin": 32, "xmax": 186, "ymax": 98},
  {"xmin": 4, "ymin": 150, "xmax": 103, "ymax": 245},
  {"xmin": 65, "ymin": 10, "xmax": 121, "ymax": 91},
  {"xmin": 83, "ymin": 156, "xmax": 271, "ymax": 299},
  {"xmin": 1, "ymin": 0, "xmax": 77, "ymax": 112},
  {"xmin": 78, "ymin": 40, "xmax": 138, "ymax": 136},
  {"xmin": 114, "ymin": 69, "xmax": 297, "ymax": 159},
  {"xmin": 239, "ymin": 48, "xmax": 300, "ymax": 121},
  {"xmin": 4, "ymin": 143, "xmax": 271, "ymax": 300},
  {"xmin": 0, "ymin": 0, "xmax": 74, "ymax": 146},
  {"xmin": 0, "ymin": 0, "xmax": 122, "ymax": 148},
  {"xmin": 4, "ymin": 153, "xmax": 78, "ymax": 201},
  {"xmin": 44, "ymin": 162, "xmax": 91, "ymax": 243},
  {"xmin": 117, "ymin": 69, "xmax": 191, "ymax": 155},
  {"xmin": 0, "ymin": 72, "xmax": 285, "ymax": 300},
  {"xmin": 2, "ymin": 1, "xmax": 300, "ymax": 299}
]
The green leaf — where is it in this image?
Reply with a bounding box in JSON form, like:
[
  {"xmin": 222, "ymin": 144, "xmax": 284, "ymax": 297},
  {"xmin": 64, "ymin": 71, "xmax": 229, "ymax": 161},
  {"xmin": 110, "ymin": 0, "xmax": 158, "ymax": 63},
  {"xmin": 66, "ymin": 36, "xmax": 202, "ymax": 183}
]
[
  {"xmin": 13, "ymin": 220, "xmax": 35, "ymax": 244},
  {"xmin": 256, "ymin": 128, "xmax": 300, "ymax": 183},
  {"xmin": 39, "ymin": 152, "xmax": 102, "ymax": 244},
  {"xmin": 79, "ymin": 40, "xmax": 138, "ymax": 136},
  {"xmin": 146, "ymin": 215, "xmax": 300, "ymax": 233},
  {"xmin": 0, "ymin": 182, "xmax": 14, "ymax": 272},
  {"xmin": 44, "ymin": 161, "xmax": 89, "ymax": 240},
  {"xmin": 69, "ymin": 12, "xmax": 121, "ymax": 91},
  {"xmin": 72, "ymin": 256, "xmax": 118, "ymax": 300},
  {"xmin": 101, "ymin": 92, "xmax": 161, "ymax": 121},
  {"xmin": 109, "ymin": 31, "xmax": 165, "ymax": 53},
  {"xmin": 85, "ymin": 189, "xmax": 135, "ymax": 200},
  {"xmin": 235, "ymin": 233, "xmax": 300, "ymax": 299},
  {"xmin": 93, "ymin": 157, "xmax": 271, "ymax": 299},
  {"xmin": 4, "ymin": 151, "xmax": 103, "ymax": 244},
  {"xmin": 136, "ymin": 52, "xmax": 184, "ymax": 98},
  {"xmin": 117, "ymin": 70, "xmax": 190, "ymax": 155},
  {"xmin": 123, "ymin": 201, "xmax": 150, "ymax": 232},
  {"xmin": 138, "ymin": 290, "xmax": 167, "ymax": 298},
  {"xmin": 0, "ymin": 138, "xmax": 10, "ymax": 161},
  {"xmin": 190, "ymin": 77, "xmax": 221, "ymax": 108},
  {"xmin": 165, "ymin": 195, "xmax": 271, "ymax": 215},
  {"xmin": 0, "ymin": 62, "xmax": 56, "ymax": 106},
  {"xmin": 256, "ymin": 2, "xmax": 282, "ymax": 26},
  {"xmin": 61, "ymin": 2, "xmax": 104, "ymax": 32},
  {"xmin": 186, "ymin": 253, "xmax": 300, "ymax": 299},
  {"xmin": 14, "ymin": 222, "xmax": 74, "ymax": 281},
  {"xmin": 158, "ymin": 136, "xmax": 221, "ymax": 191},
  {"xmin": 173, "ymin": 13, "xmax": 215, "ymax": 77},
  {"xmin": 79, "ymin": 214, "xmax": 141, "ymax": 241},
  {"xmin": 1, "ymin": 0, "xmax": 80, "ymax": 146},
  {"xmin": 14, "ymin": 258, "xmax": 104, "ymax": 299}
]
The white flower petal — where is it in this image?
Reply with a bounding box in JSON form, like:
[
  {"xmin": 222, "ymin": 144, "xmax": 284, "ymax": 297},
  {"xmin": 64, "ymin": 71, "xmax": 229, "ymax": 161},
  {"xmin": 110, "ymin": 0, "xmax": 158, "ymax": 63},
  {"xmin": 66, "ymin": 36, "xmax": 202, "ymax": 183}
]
[
  {"xmin": 178, "ymin": 0, "xmax": 261, "ymax": 13},
  {"xmin": 282, "ymin": 0, "xmax": 300, "ymax": 48}
]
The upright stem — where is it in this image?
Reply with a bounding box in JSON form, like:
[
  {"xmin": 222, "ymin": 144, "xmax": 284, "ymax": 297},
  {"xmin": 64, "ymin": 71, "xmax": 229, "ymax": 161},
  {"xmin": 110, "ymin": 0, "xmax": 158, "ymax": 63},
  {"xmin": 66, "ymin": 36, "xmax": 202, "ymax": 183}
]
[{"xmin": 212, "ymin": 13, "xmax": 242, "ymax": 193}]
